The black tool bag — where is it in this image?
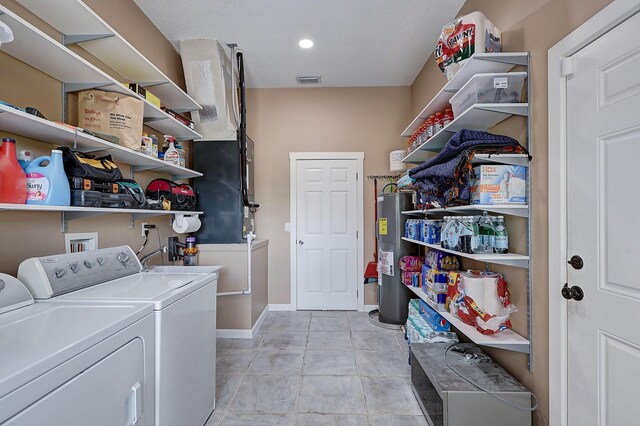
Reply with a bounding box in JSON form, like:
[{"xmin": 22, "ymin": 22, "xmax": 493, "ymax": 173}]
[
  {"xmin": 57, "ymin": 147, "xmax": 123, "ymax": 182},
  {"xmin": 117, "ymin": 179, "xmax": 148, "ymax": 209}
]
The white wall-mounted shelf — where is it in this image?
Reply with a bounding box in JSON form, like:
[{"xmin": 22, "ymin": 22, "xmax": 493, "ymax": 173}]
[
  {"xmin": 401, "ymin": 237, "xmax": 529, "ymax": 269},
  {"xmin": 402, "ymin": 52, "xmax": 529, "ymax": 137},
  {"xmin": 0, "ymin": 104, "xmax": 202, "ymax": 180},
  {"xmin": 406, "ymin": 285, "xmax": 530, "ymax": 353},
  {"xmin": 402, "ymin": 103, "xmax": 528, "ymax": 163},
  {"xmin": 402, "ymin": 204, "xmax": 529, "ymax": 218},
  {"xmin": 0, "ymin": 204, "xmax": 202, "ymax": 219},
  {"xmin": 0, "ymin": 5, "xmax": 201, "ymax": 141},
  {"xmin": 16, "ymin": 0, "xmax": 200, "ymax": 113}
]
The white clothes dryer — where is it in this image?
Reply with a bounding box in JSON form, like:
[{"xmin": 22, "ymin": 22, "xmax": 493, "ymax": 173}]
[
  {"xmin": 0, "ymin": 273, "xmax": 155, "ymax": 426},
  {"xmin": 18, "ymin": 246, "xmax": 220, "ymax": 426}
]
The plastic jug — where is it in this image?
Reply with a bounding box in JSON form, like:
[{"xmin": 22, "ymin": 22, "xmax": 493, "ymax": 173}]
[
  {"xmin": 0, "ymin": 138, "xmax": 27, "ymax": 204},
  {"xmin": 24, "ymin": 149, "xmax": 70, "ymax": 206}
]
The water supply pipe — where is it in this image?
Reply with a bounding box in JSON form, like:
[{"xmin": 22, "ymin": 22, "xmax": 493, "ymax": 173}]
[{"xmin": 216, "ymin": 231, "xmax": 254, "ymax": 297}]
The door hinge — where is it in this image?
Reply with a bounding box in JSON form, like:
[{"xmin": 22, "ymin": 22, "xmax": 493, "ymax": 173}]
[
  {"xmin": 356, "ymin": 172, "xmax": 359, "ymax": 181},
  {"xmin": 561, "ymin": 57, "xmax": 573, "ymax": 78},
  {"xmin": 356, "ymin": 230, "xmax": 358, "ymax": 239}
]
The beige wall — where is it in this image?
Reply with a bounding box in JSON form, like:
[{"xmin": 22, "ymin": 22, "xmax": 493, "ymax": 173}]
[
  {"xmin": 0, "ymin": 0, "xmax": 188, "ymax": 274},
  {"xmin": 246, "ymin": 87, "xmax": 411, "ymax": 306},
  {"xmin": 411, "ymin": 1, "xmax": 612, "ymax": 424}
]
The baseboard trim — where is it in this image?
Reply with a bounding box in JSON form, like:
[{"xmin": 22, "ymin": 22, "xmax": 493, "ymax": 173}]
[
  {"xmin": 252, "ymin": 305, "xmax": 269, "ymax": 334},
  {"xmin": 363, "ymin": 305, "xmax": 379, "ymax": 312},
  {"xmin": 216, "ymin": 328, "xmax": 253, "ymax": 339},
  {"xmin": 268, "ymin": 303, "xmax": 294, "ymax": 311}
]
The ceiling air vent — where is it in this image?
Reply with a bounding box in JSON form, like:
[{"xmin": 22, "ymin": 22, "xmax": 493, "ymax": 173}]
[{"xmin": 296, "ymin": 75, "xmax": 321, "ymax": 85}]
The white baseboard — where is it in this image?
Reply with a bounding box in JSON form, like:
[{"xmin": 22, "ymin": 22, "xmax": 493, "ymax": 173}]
[
  {"xmin": 216, "ymin": 328, "xmax": 253, "ymax": 339},
  {"xmin": 252, "ymin": 305, "xmax": 269, "ymax": 334},
  {"xmin": 268, "ymin": 303, "xmax": 294, "ymax": 311},
  {"xmin": 363, "ymin": 305, "xmax": 379, "ymax": 312}
]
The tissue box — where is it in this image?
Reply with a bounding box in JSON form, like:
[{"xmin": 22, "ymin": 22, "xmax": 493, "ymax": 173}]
[{"xmin": 470, "ymin": 165, "xmax": 527, "ymax": 204}]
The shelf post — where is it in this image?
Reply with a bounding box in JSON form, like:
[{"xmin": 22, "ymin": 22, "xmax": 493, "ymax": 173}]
[{"xmin": 60, "ymin": 212, "xmax": 67, "ymax": 233}]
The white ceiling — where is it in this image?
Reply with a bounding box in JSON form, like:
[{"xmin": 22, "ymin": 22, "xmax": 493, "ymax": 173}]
[{"xmin": 133, "ymin": 0, "xmax": 465, "ymax": 88}]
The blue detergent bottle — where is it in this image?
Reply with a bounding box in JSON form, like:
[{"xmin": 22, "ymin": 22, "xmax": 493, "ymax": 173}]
[{"xmin": 24, "ymin": 149, "xmax": 70, "ymax": 206}]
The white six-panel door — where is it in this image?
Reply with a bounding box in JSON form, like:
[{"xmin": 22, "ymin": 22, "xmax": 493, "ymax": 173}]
[
  {"xmin": 295, "ymin": 159, "xmax": 358, "ymax": 310},
  {"xmin": 566, "ymin": 10, "xmax": 640, "ymax": 425}
]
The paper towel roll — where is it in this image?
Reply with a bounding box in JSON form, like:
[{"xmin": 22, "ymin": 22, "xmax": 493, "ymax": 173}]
[
  {"xmin": 483, "ymin": 275, "xmax": 502, "ymax": 315},
  {"xmin": 172, "ymin": 215, "xmax": 201, "ymax": 234},
  {"xmin": 462, "ymin": 274, "xmax": 485, "ymax": 307}
]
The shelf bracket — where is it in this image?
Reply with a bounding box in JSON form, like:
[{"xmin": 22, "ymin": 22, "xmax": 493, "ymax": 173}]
[
  {"xmin": 132, "ymin": 165, "xmax": 159, "ymax": 173},
  {"xmin": 60, "ymin": 212, "xmax": 67, "ymax": 233},
  {"xmin": 64, "ymin": 82, "xmax": 113, "ymax": 93},
  {"xmin": 137, "ymin": 80, "xmax": 169, "ymax": 88},
  {"xmin": 476, "ymin": 104, "xmax": 529, "ymax": 116},
  {"xmin": 63, "ymin": 33, "xmax": 114, "ymax": 45},
  {"xmin": 129, "ymin": 213, "xmax": 135, "ymax": 229},
  {"xmin": 475, "ymin": 54, "xmax": 529, "ymax": 66},
  {"xmin": 143, "ymin": 117, "xmax": 165, "ymax": 123}
]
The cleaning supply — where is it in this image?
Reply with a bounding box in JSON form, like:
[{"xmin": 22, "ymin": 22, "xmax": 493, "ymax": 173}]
[
  {"xmin": 24, "ymin": 149, "xmax": 70, "ymax": 206},
  {"xmin": 0, "ymin": 138, "xmax": 27, "ymax": 204},
  {"xmin": 18, "ymin": 150, "xmax": 33, "ymax": 170},
  {"xmin": 163, "ymin": 135, "xmax": 180, "ymax": 165},
  {"xmin": 150, "ymin": 134, "xmax": 159, "ymax": 158},
  {"xmin": 176, "ymin": 143, "xmax": 186, "ymax": 168}
]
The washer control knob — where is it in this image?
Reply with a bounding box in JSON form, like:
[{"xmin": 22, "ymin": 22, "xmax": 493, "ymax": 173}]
[
  {"xmin": 96, "ymin": 258, "xmax": 105, "ymax": 266},
  {"xmin": 54, "ymin": 268, "xmax": 66, "ymax": 279},
  {"xmin": 0, "ymin": 279, "xmax": 5, "ymax": 292},
  {"xmin": 117, "ymin": 252, "xmax": 131, "ymax": 266},
  {"xmin": 69, "ymin": 262, "xmax": 80, "ymax": 274},
  {"xmin": 83, "ymin": 260, "xmax": 93, "ymax": 269}
]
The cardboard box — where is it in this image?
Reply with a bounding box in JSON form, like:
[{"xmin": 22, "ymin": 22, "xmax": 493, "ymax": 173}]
[
  {"xmin": 122, "ymin": 83, "xmax": 161, "ymax": 109},
  {"xmin": 470, "ymin": 165, "xmax": 527, "ymax": 204}
]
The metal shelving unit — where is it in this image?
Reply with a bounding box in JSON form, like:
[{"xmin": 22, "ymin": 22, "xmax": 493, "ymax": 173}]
[
  {"xmin": 399, "ymin": 53, "xmax": 534, "ymax": 370},
  {"xmin": 0, "ymin": 4, "xmax": 201, "ymax": 141},
  {"xmin": 406, "ymin": 285, "xmax": 530, "ymax": 353},
  {"xmin": 0, "ymin": 2, "xmax": 206, "ymax": 230}
]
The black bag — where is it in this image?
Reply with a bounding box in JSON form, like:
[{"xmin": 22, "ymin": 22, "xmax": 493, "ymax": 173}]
[{"xmin": 57, "ymin": 146, "xmax": 123, "ymax": 182}]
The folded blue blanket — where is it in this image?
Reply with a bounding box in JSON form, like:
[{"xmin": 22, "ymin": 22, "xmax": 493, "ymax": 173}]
[{"xmin": 409, "ymin": 130, "xmax": 527, "ymax": 207}]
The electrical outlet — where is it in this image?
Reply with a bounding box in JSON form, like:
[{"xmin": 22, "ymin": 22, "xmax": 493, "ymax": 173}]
[
  {"xmin": 284, "ymin": 222, "xmax": 291, "ymax": 232},
  {"xmin": 141, "ymin": 222, "xmax": 149, "ymax": 236}
]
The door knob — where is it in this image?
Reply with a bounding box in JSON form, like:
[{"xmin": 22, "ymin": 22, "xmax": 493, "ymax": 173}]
[
  {"xmin": 561, "ymin": 283, "xmax": 584, "ymax": 301},
  {"xmin": 298, "ymin": 240, "xmax": 304, "ymax": 245}
]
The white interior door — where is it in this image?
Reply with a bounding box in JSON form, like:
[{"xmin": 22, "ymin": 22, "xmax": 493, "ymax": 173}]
[
  {"xmin": 566, "ymin": 11, "xmax": 640, "ymax": 425},
  {"xmin": 295, "ymin": 159, "xmax": 358, "ymax": 310}
]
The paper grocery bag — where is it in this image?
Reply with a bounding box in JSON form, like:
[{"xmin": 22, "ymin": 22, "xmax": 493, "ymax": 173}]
[{"xmin": 78, "ymin": 89, "xmax": 144, "ymax": 150}]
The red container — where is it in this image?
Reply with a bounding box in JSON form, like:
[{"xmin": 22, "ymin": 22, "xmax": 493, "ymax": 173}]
[{"xmin": 0, "ymin": 138, "xmax": 27, "ymax": 204}]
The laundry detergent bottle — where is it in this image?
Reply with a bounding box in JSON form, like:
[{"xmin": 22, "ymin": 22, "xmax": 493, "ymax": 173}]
[
  {"xmin": 0, "ymin": 138, "xmax": 27, "ymax": 204},
  {"xmin": 24, "ymin": 149, "xmax": 70, "ymax": 206}
]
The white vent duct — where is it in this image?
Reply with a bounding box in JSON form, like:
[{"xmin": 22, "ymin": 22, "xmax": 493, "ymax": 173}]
[{"xmin": 179, "ymin": 39, "xmax": 239, "ymax": 141}]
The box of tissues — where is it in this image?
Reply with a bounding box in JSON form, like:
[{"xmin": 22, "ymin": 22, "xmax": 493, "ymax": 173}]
[{"xmin": 470, "ymin": 165, "xmax": 527, "ymax": 205}]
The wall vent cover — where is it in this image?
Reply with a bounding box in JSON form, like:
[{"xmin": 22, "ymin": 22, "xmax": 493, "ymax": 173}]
[{"xmin": 296, "ymin": 75, "xmax": 321, "ymax": 85}]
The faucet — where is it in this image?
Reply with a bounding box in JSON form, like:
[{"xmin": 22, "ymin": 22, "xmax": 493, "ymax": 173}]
[{"xmin": 139, "ymin": 246, "xmax": 167, "ymax": 270}]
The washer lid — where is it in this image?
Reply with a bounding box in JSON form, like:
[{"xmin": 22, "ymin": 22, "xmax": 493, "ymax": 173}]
[
  {"xmin": 0, "ymin": 302, "xmax": 152, "ymax": 398},
  {"xmin": 54, "ymin": 272, "xmax": 213, "ymax": 309}
]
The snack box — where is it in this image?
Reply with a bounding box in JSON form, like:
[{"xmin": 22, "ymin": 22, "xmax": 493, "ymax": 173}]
[{"xmin": 470, "ymin": 165, "xmax": 527, "ymax": 205}]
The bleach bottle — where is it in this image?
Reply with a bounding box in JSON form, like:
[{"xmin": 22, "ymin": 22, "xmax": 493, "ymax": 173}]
[{"xmin": 24, "ymin": 149, "xmax": 70, "ymax": 206}]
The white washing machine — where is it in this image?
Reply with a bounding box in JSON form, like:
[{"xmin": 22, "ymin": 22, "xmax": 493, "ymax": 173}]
[
  {"xmin": 18, "ymin": 246, "xmax": 221, "ymax": 426},
  {"xmin": 0, "ymin": 273, "xmax": 155, "ymax": 426}
]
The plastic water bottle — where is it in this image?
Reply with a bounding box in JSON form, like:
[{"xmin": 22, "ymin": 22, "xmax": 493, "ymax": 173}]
[
  {"xmin": 494, "ymin": 216, "xmax": 509, "ymax": 254},
  {"xmin": 478, "ymin": 212, "xmax": 495, "ymax": 253}
]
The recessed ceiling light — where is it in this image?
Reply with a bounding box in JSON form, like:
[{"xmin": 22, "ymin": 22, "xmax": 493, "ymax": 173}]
[{"xmin": 299, "ymin": 39, "xmax": 313, "ymax": 49}]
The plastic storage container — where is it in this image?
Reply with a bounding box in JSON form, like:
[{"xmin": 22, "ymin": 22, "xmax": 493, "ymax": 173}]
[{"xmin": 449, "ymin": 72, "xmax": 527, "ymax": 117}]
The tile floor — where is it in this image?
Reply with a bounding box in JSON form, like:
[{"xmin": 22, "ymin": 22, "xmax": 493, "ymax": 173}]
[{"xmin": 206, "ymin": 311, "xmax": 427, "ymax": 426}]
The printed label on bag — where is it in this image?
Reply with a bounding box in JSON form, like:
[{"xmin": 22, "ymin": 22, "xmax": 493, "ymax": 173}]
[
  {"xmin": 493, "ymin": 77, "xmax": 508, "ymax": 89},
  {"xmin": 26, "ymin": 172, "xmax": 49, "ymax": 201}
]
